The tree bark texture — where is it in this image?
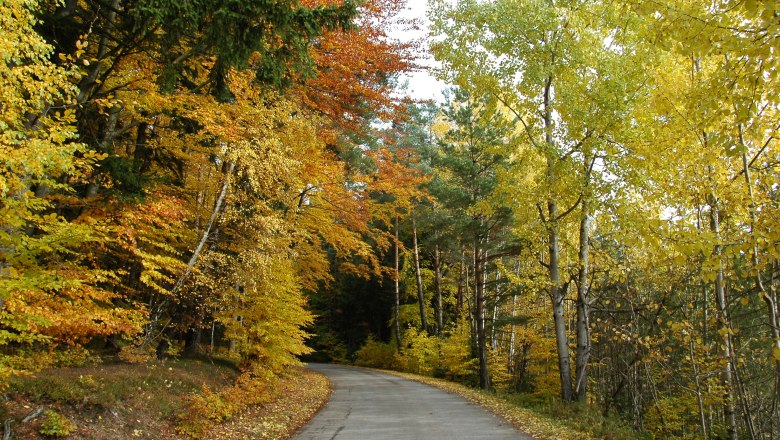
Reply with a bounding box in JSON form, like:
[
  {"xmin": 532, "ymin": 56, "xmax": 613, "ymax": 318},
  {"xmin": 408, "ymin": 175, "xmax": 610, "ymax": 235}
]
[
  {"xmin": 412, "ymin": 215, "xmax": 428, "ymax": 332},
  {"xmin": 709, "ymin": 195, "xmax": 738, "ymax": 440},
  {"xmin": 475, "ymin": 240, "xmax": 490, "ymax": 390},
  {"xmin": 434, "ymin": 244, "xmax": 444, "ymax": 336},
  {"xmin": 394, "ymin": 216, "xmax": 402, "ymax": 350}
]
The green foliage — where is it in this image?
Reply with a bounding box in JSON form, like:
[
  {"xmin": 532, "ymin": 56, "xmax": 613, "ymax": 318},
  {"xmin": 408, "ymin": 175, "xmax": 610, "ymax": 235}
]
[
  {"xmin": 498, "ymin": 392, "xmax": 644, "ymax": 440},
  {"xmin": 39, "ymin": 410, "xmax": 75, "ymax": 437},
  {"xmin": 132, "ymin": 0, "xmax": 358, "ymax": 95}
]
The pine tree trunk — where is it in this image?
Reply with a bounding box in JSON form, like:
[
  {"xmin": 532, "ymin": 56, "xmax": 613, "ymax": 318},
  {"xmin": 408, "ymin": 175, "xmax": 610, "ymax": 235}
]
[
  {"xmin": 475, "ymin": 240, "xmax": 490, "ymax": 390},
  {"xmin": 394, "ymin": 216, "xmax": 402, "ymax": 350},
  {"xmin": 412, "ymin": 215, "xmax": 428, "ymax": 332},
  {"xmin": 434, "ymin": 244, "xmax": 444, "ymax": 336},
  {"xmin": 457, "ymin": 254, "xmax": 465, "ymax": 312},
  {"xmin": 491, "ymin": 271, "xmax": 501, "ymax": 350}
]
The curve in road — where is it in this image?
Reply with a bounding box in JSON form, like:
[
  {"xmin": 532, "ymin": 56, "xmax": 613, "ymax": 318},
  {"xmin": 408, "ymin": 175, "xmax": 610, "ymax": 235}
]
[{"xmin": 292, "ymin": 363, "xmax": 533, "ymax": 440}]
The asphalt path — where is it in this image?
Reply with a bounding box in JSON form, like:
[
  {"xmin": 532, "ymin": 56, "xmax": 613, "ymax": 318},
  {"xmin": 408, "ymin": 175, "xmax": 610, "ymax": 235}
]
[{"xmin": 292, "ymin": 363, "xmax": 533, "ymax": 440}]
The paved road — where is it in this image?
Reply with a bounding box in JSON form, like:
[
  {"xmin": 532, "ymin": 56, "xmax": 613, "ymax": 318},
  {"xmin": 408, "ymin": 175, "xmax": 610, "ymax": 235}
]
[{"xmin": 292, "ymin": 364, "xmax": 533, "ymax": 440}]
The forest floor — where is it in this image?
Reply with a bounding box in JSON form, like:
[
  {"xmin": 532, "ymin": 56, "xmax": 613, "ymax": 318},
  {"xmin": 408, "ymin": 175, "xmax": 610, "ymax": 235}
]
[{"xmin": 1, "ymin": 358, "xmax": 330, "ymax": 439}]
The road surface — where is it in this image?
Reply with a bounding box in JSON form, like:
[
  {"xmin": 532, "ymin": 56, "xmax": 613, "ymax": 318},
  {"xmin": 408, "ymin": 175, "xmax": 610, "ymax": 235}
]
[{"xmin": 292, "ymin": 363, "xmax": 533, "ymax": 440}]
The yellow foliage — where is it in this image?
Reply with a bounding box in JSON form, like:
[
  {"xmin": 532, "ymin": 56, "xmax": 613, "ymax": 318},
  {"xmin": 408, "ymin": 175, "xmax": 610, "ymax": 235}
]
[
  {"xmin": 397, "ymin": 327, "xmax": 440, "ymax": 375},
  {"xmin": 179, "ymin": 373, "xmax": 273, "ymax": 438},
  {"xmin": 354, "ymin": 336, "xmax": 398, "ymax": 369},
  {"xmin": 439, "ymin": 321, "xmax": 479, "ymax": 382}
]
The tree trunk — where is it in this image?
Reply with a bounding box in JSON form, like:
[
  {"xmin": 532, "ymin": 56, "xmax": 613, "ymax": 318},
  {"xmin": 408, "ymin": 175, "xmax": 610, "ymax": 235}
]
[
  {"xmin": 183, "ymin": 327, "xmax": 202, "ymax": 356},
  {"xmin": 491, "ymin": 271, "xmax": 501, "ymax": 350},
  {"xmin": 145, "ymin": 162, "xmax": 233, "ymax": 346},
  {"xmin": 740, "ymin": 142, "xmax": 780, "ymax": 409},
  {"xmin": 457, "ymin": 253, "xmax": 465, "ymax": 312},
  {"xmin": 434, "ymin": 244, "xmax": 444, "ymax": 336},
  {"xmin": 542, "ymin": 74, "xmax": 573, "ymax": 402},
  {"xmin": 508, "ymin": 284, "xmax": 517, "ymax": 371},
  {"xmin": 709, "ymin": 194, "xmax": 738, "ymax": 440},
  {"xmin": 86, "ymin": 105, "xmax": 121, "ymax": 197},
  {"xmin": 575, "ymin": 153, "xmax": 593, "ymax": 404},
  {"xmin": 474, "ymin": 240, "xmax": 490, "ymax": 390},
  {"xmin": 171, "ymin": 162, "xmax": 235, "ymax": 295},
  {"xmin": 412, "ymin": 214, "xmax": 428, "ymax": 332},
  {"xmin": 575, "ymin": 206, "xmax": 591, "ymax": 403},
  {"xmin": 394, "ymin": 216, "xmax": 402, "ymax": 350}
]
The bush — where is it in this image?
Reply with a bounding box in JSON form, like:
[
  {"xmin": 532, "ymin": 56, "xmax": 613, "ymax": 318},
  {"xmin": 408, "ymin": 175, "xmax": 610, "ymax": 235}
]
[
  {"xmin": 39, "ymin": 410, "xmax": 75, "ymax": 437},
  {"xmin": 354, "ymin": 336, "xmax": 397, "ymax": 369},
  {"xmin": 397, "ymin": 328, "xmax": 440, "ymax": 375},
  {"xmin": 177, "ymin": 373, "xmax": 272, "ymax": 438},
  {"xmin": 438, "ymin": 323, "xmax": 478, "ymax": 383}
]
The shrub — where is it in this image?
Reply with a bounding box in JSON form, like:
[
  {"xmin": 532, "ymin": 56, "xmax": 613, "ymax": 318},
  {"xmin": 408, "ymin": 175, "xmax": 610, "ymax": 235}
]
[
  {"xmin": 397, "ymin": 328, "xmax": 440, "ymax": 375},
  {"xmin": 354, "ymin": 336, "xmax": 397, "ymax": 369},
  {"xmin": 39, "ymin": 410, "xmax": 75, "ymax": 437},
  {"xmin": 177, "ymin": 373, "xmax": 272, "ymax": 438},
  {"xmin": 438, "ymin": 324, "xmax": 478, "ymax": 382}
]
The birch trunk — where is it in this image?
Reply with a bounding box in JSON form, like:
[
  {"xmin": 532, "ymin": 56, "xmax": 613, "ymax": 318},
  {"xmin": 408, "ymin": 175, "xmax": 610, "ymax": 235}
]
[
  {"xmin": 544, "ymin": 74, "xmax": 573, "ymax": 402},
  {"xmin": 709, "ymin": 194, "xmax": 737, "ymax": 440}
]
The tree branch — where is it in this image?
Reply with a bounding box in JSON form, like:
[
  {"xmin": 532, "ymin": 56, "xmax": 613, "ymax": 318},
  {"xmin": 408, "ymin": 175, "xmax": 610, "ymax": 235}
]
[
  {"xmin": 489, "ymin": 90, "xmax": 542, "ymax": 150},
  {"xmin": 554, "ymin": 194, "xmax": 582, "ymax": 222}
]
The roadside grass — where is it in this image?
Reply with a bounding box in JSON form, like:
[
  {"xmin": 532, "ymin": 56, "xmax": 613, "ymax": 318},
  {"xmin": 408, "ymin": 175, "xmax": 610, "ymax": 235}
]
[
  {"xmin": 381, "ymin": 370, "xmax": 643, "ymax": 440},
  {"xmin": 3, "ymin": 357, "xmax": 330, "ymax": 439},
  {"xmin": 7, "ymin": 357, "xmax": 238, "ymax": 419},
  {"xmin": 200, "ymin": 367, "xmax": 331, "ymax": 439}
]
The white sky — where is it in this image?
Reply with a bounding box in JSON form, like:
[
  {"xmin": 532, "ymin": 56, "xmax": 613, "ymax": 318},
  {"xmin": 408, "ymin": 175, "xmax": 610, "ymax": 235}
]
[{"xmin": 385, "ymin": 1, "xmax": 448, "ymax": 102}]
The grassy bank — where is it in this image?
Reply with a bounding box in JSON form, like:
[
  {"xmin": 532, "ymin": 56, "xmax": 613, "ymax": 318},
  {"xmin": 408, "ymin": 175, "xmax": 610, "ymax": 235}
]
[{"xmin": 2, "ymin": 358, "xmax": 329, "ymax": 439}]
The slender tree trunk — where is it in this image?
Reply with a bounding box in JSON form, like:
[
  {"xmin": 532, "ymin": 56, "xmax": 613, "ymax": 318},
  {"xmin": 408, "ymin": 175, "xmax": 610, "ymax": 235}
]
[
  {"xmin": 394, "ymin": 216, "xmax": 402, "ymax": 350},
  {"xmin": 171, "ymin": 162, "xmax": 235, "ymax": 295},
  {"xmin": 542, "ymin": 74, "xmax": 573, "ymax": 402},
  {"xmin": 491, "ymin": 271, "xmax": 501, "ymax": 350},
  {"xmin": 575, "ymin": 152, "xmax": 593, "ymax": 404},
  {"xmin": 475, "ymin": 240, "xmax": 490, "ymax": 389},
  {"xmin": 86, "ymin": 105, "xmax": 121, "ymax": 197},
  {"xmin": 739, "ymin": 139, "xmax": 780, "ymax": 407},
  {"xmin": 457, "ymin": 253, "xmax": 465, "ymax": 313},
  {"xmin": 575, "ymin": 198, "xmax": 591, "ymax": 404},
  {"xmin": 709, "ymin": 194, "xmax": 738, "ymax": 440},
  {"xmin": 210, "ymin": 321, "xmax": 216, "ymax": 353},
  {"xmin": 144, "ymin": 162, "xmax": 233, "ymax": 347},
  {"xmin": 434, "ymin": 244, "xmax": 444, "ymax": 336},
  {"xmin": 689, "ymin": 332, "xmax": 709, "ymax": 439},
  {"xmin": 508, "ymin": 283, "xmax": 517, "ymax": 371},
  {"xmin": 76, "ymin": 0, "xmax": 120, "ymax": 104},
  {"xmin": 412, "ymin": 214, "xmax": 428, "ymax": 332}
]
